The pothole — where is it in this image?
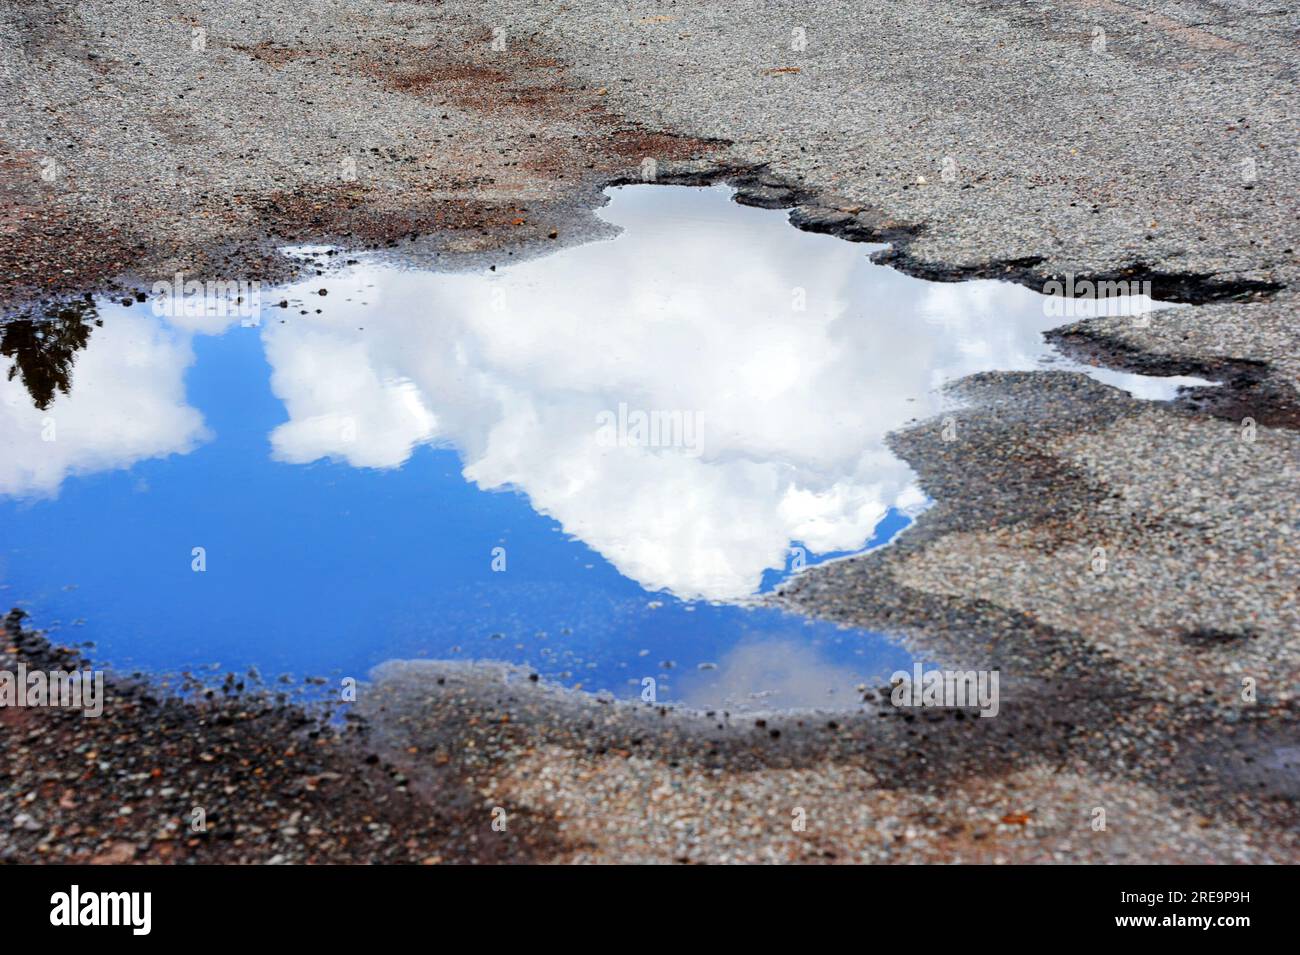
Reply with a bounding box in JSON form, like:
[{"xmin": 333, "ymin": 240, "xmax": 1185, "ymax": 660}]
[{"xmin": 0, "ymin": 184, "xmax": 1216, "ymax": 710}]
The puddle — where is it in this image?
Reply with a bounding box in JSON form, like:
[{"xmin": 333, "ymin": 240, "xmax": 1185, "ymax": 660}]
[{"xmin": 0, "ymin": 184, "xmax": 1209, "ymax": 709}]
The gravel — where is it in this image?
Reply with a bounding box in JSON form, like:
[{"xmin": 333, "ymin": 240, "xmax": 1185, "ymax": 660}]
[{"xmin": 1, "ymin": 0, "xmax": 1295, "ymax": 863}]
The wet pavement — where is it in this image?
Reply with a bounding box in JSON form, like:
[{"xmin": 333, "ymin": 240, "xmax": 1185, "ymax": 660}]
[{"xmin": 0, "ymin": 0, "xmax": 1295, "ymax": 865}]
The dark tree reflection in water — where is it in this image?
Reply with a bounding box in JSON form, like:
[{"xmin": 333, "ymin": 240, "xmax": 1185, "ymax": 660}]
[{"xmin": 1, "ymin": 299, "xmax": 100, "ymax": 410}]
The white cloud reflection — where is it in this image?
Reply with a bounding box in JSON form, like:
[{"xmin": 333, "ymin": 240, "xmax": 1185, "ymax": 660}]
[
  {"xmin": 1, "ymin": 185, "xmax": 1201, "ymax": 598},
  {"xmin": 0, "ymin": 311, "xmax": 209, "ymax": 498},
  {"xmin": 675, "ymin": 638, "xmax": 870, "ymax": 712},
  {"xmin": 256, "ymin": 186, "xmax": 1192, "ymax": 599}
]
